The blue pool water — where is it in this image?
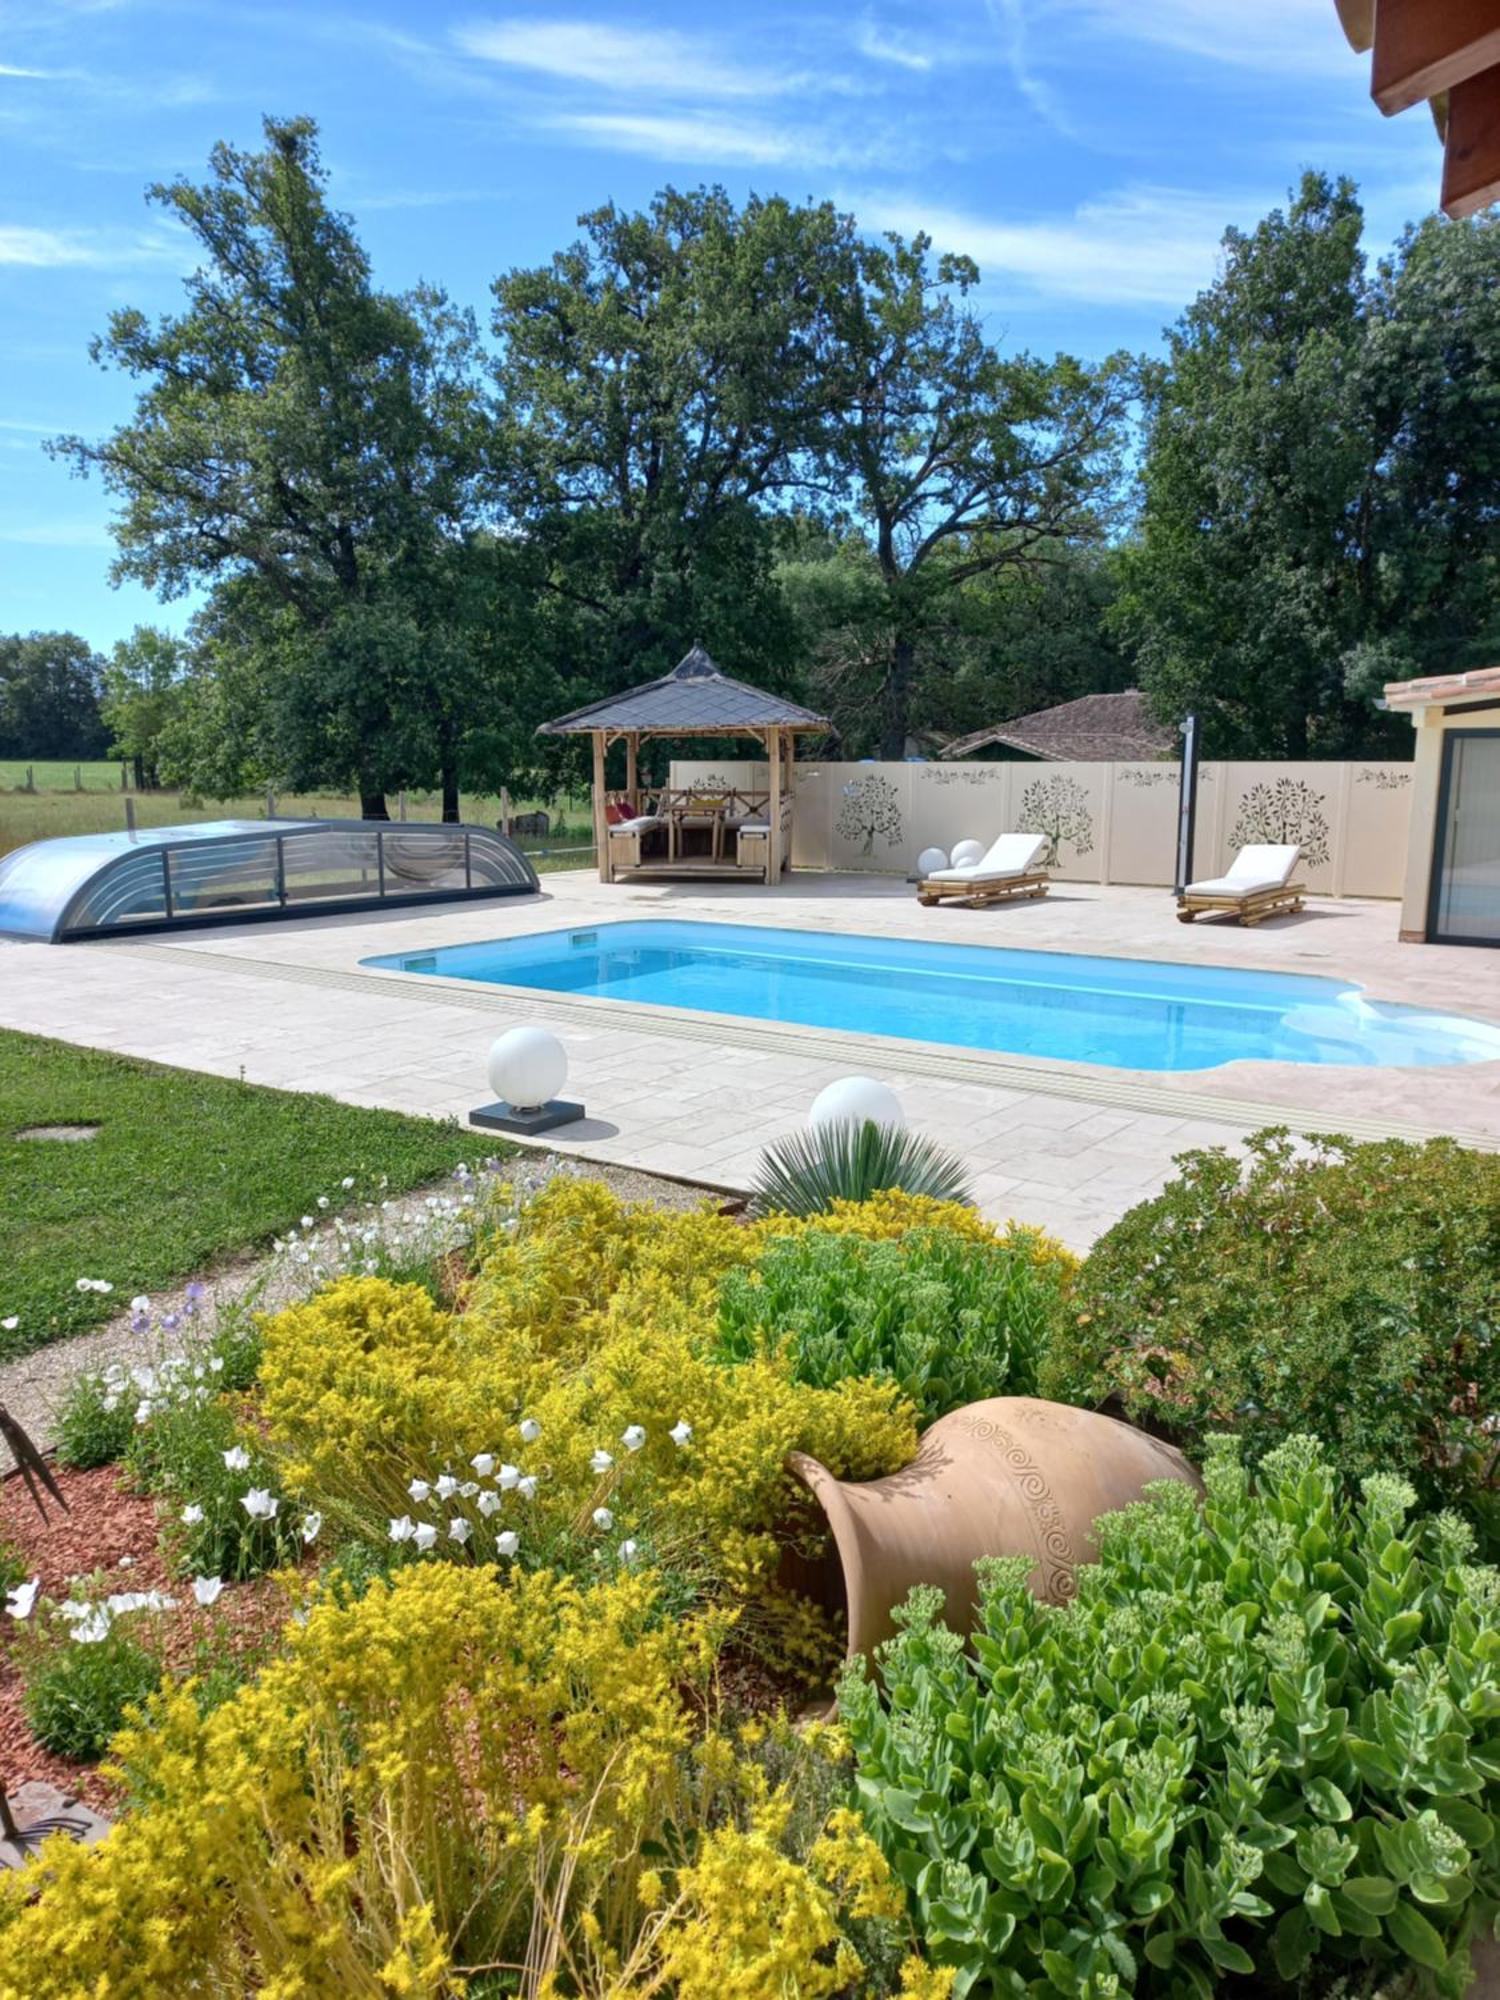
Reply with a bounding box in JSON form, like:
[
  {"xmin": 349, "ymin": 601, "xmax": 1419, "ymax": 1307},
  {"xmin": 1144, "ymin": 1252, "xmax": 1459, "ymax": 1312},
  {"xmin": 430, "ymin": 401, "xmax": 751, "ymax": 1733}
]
[{"xmin": 364, "ymin": 920, "xmax": 1500, "ymax": 1072}]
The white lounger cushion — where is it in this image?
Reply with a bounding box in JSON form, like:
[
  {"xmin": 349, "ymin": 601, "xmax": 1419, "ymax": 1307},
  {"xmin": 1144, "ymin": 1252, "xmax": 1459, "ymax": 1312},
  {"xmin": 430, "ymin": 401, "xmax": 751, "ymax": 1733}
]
[
  {"xmin": 926, "ymin": 831, "xmax": 1048, "ymax": 884},
  {"xmin": 608, "ymin": 815, "xmax": 663, "ymax": 836},
  {"xmin": 1184, "ymin": 843, "xmax": 1300, "ymax": 898}
]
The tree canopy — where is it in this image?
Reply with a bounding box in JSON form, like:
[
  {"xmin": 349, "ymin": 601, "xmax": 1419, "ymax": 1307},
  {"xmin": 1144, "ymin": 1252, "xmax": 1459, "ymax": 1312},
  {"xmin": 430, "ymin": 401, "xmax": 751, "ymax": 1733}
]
[
  {"xmin": 51, "ymin": 116, "xmax": 495, "ymax": 816},
  {"xmin": 0, "ymin": 632, "xmax": 108, "ymax": 761},
  {"xmin": 1118, "ymin": 172, "xmax": 1500, "ymax": 758},
  {"xmin": 32, "ymin": 134, "xmax": 1500, "ymax": 795}
]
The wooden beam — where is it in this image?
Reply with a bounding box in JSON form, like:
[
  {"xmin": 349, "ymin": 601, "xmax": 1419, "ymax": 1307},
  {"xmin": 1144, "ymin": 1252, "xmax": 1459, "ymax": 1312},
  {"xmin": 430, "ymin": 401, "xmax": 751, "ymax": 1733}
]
[
  {"xmin": 766, "ymin": 727, "xmax": 783, "ymax": 886},
  {"xmin": 1443, "ymin": 62, "xmax": 1500, "ymax": 215},
  {"xmin": 1372, "ymin": 0, "xmax": 1500, "ymax": 117},
  {"xmin": 625, "ymin": 731, "xmax": 638, "ymax": 805},
  {"xmin": 591, "ymin": 730, "xmax": 612, "ymax": 883}
]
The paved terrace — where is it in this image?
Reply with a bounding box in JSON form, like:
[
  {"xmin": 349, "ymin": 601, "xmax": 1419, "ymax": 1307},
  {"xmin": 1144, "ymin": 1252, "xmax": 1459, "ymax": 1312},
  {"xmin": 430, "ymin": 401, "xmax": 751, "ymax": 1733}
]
[{"xmin": 3, "ymin": 870, "xmax": 1499, "ymax": 1253}]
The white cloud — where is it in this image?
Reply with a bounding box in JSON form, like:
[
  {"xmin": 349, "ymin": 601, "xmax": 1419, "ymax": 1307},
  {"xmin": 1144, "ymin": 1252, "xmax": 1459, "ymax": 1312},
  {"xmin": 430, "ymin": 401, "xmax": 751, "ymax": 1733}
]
[
  {"xmin": 455, "ymin": 17, "xmax": 780, "ymax": 98},
  {"xmin": 0, "ymin": 63, "xmax": 59, "ymax": 78},
  {"xmin": 987, "ymin": 0, "xmax": 1072, "ymax": 133},
  {"xmin": 0, "ymin": 223, "xmax": 180, "ymax": 268},
  {"xmin": 856, "ymin": 20, "xmax": 933, "ymax": 73},
  {"xmin": 1043, "ymin": 0, "xmax": 1353, "ymax": 77},
  {"xmin": 541, "ymin": 108, "xmax": 882, "ymax": 169},
  {"xmin": 860, "ymin": 185, "xmax": 1241, "ymax": 308}
]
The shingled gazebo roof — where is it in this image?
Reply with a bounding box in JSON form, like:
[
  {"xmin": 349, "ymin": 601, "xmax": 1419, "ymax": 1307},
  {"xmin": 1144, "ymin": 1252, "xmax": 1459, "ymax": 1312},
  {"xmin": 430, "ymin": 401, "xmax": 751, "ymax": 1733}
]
[
  {"xmin": 939, "ymin": 690, "xmax": 1173, "ymax": 763},
  {"xmin": 539, "ymin": 645, "xmax": 829, "ymax": 739}
]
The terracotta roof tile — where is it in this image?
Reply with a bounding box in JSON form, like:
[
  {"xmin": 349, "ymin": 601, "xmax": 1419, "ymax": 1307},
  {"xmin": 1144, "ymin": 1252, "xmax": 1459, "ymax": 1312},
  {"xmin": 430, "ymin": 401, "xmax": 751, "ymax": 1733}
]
[{"xmin": 940, "ymin": 690, "xmax": 1174, "ymax": 763}]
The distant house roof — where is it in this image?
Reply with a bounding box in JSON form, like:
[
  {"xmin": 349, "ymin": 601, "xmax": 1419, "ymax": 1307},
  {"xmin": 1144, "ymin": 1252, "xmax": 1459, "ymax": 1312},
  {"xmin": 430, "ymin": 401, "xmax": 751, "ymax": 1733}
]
[
  {"xmin": 1383, "ymin": 665, "xmax": 1500, "ymax": 711},
  {"xmin": 539, "ymin": 645, "xmax": 830, "ymax": 738},
  {"xmin": 940, "ymin": 690, "xmax": 1175, "ymax": 763}
]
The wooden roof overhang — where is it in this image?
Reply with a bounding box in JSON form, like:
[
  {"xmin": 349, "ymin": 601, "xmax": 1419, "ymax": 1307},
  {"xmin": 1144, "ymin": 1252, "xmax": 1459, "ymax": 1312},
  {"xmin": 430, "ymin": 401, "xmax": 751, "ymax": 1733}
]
[{"xmin": 1336, "ymin": 0, "xmax": 1500, "ymax": 218}]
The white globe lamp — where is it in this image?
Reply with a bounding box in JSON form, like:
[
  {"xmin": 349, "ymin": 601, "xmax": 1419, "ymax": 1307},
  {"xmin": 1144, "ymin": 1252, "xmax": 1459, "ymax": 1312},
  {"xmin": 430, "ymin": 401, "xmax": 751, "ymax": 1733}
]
[
  {"xmin": 808, "ymin": 1075, "xmax": 905, "ymax": 1133},
  {"xmin": 950, "ymin": 838, "xmax": 985, "ymax": 867},
  {"xmin": 472, "ymin": 1026, "xmax": 584, "ymax": 1135},
  {"xmin": 916, "ymin": 846, "xmax": 949, "ymax": 877}
]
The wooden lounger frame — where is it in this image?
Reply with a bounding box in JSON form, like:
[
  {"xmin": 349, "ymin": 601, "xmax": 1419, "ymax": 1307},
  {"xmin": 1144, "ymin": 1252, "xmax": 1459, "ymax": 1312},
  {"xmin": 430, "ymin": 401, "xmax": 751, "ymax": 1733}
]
[
  {"xmin": 918, "ymin": 871, "xmax": 1050, "ymax": 909},
  {"xmin": 1176, "ymin": 882, "xmax": 1305, "ymax": 927}
]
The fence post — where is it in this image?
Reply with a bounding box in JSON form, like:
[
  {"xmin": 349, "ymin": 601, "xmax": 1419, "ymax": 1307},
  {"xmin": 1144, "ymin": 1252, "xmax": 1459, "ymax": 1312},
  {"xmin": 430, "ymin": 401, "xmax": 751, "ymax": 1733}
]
[
  {"xmin": 500, "ymin": 786, "xmax": 512, "ymax": 836},
  {"xmin": 120, "ymin": 763, "xmax": 127, "ymax": 791},
  {"xmin": 265, "ymin": 787, "xmax": 276, "ymax": 820},
  {"xmin": 24, "ymin": 766, "xmax": 33, "ymax": 793},
  {"xmin": 73, "ymin": 764, "xmax": 81, "ymax": 791},
  {"xmin": 399, "ymin": 789, "xmax": 407, "ymax": 822},
  {"xmin": 125, "ymin": 797, "xmax": 137, "ymax": 836}
]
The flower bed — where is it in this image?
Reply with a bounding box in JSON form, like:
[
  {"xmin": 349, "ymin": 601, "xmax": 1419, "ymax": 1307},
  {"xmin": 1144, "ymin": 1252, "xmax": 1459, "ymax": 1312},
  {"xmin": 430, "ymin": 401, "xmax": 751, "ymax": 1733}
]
[{"xmin": 3, "ymin": 1133, "xmax": 1500, "ymax": 1997}]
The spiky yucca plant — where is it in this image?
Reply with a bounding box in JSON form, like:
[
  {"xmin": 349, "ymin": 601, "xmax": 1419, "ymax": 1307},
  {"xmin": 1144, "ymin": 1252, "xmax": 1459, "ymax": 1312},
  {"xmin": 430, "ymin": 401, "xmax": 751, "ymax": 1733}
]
[{"xmin": 750, "ymin": 1118, "xmax": 973, "ymax": 1218}]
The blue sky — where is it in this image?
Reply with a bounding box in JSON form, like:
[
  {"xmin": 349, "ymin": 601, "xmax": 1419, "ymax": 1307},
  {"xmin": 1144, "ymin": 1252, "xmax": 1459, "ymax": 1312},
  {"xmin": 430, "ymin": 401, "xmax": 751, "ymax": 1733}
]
[{"xmin": 1, "ymin": 0, "xmax": 1442, "ymax": 652}]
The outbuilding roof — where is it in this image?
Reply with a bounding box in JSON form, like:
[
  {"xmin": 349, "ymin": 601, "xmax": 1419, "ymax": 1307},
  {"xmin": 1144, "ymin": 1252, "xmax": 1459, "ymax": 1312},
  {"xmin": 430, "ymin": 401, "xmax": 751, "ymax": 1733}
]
[
  {"xmin": 1383, "ymin": 665, "xmax": 1500, "ymax": 711},
  {"xmin": 538, "ymin": 645, "xmax": 829, "ymax": 738},
  {"xmin": 939, "ymin": 690, "xmax": 1174, "ymax": 763}
]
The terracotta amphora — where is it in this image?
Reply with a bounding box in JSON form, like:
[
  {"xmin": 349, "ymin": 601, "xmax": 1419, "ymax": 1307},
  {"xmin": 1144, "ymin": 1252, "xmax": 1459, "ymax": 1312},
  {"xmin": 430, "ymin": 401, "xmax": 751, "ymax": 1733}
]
[{"xmin": 786, "ymin": 1396, "xmax": 1200, "ymax": 1663}]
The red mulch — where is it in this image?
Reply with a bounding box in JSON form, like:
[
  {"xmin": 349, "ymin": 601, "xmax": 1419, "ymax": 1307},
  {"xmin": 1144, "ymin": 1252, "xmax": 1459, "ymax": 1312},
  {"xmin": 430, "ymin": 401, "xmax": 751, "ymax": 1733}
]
[{"xmin": 0, "ymin": 1463, "xmax": 293, "ymax": 1812}]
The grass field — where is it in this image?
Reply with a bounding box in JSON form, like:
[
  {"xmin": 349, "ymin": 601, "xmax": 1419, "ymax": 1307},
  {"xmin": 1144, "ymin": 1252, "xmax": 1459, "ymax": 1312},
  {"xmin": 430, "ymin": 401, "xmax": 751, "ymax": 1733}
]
[
  {"xmin": 0, "ymin": 1030, "xmax": 499, "ymax": 1361},
  {"xmin": 0, "ymin": 762, "xmax": 596, "ymax": 869}
]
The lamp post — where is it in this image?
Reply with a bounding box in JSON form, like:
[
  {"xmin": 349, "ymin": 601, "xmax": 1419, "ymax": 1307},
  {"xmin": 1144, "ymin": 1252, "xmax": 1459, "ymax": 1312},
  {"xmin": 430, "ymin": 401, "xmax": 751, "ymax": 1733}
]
[{"xmin": 1174, "ymin": 712, "xmax": 1199, "ymax": 897}]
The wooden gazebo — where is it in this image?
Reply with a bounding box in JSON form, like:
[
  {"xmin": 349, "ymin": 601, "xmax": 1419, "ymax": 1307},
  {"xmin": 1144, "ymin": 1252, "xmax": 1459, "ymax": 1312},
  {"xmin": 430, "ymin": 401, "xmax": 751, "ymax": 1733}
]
[{"xmin": 538, "ymin": 646, "xmax": 829, "ymax": 887}]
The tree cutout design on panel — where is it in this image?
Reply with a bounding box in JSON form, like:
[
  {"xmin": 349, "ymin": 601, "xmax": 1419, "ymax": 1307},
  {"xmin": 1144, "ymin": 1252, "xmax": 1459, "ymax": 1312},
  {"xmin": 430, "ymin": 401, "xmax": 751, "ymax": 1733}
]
[
  {"xmin": 836, "ymin": 774, "xmax": 903, "ymax": 857},
  {"xmin": 1229, "ymin": 778, "xmax": 1331, "ymax": 866},
  {"xmin": 1018, "ymin": 775, "xmax": 1095, "ymax": 867}
]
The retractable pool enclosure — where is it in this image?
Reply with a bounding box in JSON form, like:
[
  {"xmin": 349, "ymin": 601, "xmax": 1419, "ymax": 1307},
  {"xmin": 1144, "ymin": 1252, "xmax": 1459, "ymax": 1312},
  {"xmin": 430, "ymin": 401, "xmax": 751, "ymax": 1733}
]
[{"xmin": 0, "ymin": 819, "xmax": 540, "ymax": 943}]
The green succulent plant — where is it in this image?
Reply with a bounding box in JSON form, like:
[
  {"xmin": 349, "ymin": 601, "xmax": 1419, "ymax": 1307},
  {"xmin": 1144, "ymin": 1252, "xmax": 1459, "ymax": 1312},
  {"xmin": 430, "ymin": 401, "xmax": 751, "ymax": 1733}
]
[{"xmin": 750, "ymin": 1118, "xmax": 973, "ymax": 1218}]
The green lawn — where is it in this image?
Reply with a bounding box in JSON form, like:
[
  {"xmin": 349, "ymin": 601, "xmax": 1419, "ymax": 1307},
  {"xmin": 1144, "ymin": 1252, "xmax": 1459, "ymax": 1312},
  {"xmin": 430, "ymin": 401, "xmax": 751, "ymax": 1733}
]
[
  {"xmin": 0, "ymin": 1031, "xmax": 497, "ymax": 1360},
  {"xmin": 0, "ymin": 764, "xmax": 596, "ymax": 864}
]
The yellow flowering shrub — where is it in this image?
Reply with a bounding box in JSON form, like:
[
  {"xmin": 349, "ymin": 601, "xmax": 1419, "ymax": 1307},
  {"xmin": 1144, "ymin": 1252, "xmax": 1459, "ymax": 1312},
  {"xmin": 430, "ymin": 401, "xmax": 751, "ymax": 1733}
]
[
  {"xmin": 657, "ymin": 1803, "xmax": 862, "ymax": 1999},
  {"xmin": 259, "ymin": 1205, "xmax": 918, "ymax": 1668},
  {"xmin": 0, "ymin": 1571, "xmax": 936, "ymax": 2000},
  {"xmin": 0, "ymin": 1564, "xmax": 723, "ymax": 2000},
  {"xmin": 465, "ymin": 1177, "xmax": 760, "ymax": 1356},
  {"xmin": 789, "ymin": 1187, "xmax": 1079, "ymax": 1288}
]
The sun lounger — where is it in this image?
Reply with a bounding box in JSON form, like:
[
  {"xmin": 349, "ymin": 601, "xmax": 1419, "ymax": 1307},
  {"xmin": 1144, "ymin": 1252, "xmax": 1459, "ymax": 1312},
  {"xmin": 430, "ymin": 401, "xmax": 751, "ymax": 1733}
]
[
  {"xmin": 1176, "ymin": 844, "xmax": 1304, "ymax": 926},
  {"xmin": 917, "ymin": 832, "xmax": 1050, "ymax": 907}
]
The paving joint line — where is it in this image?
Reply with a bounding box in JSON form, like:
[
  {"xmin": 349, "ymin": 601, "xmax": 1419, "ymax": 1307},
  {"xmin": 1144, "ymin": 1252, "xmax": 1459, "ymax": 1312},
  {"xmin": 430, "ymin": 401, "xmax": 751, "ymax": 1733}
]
[{"xmin": 111, "ymin": 940, "xmax": 1498, "ymax": 1153}]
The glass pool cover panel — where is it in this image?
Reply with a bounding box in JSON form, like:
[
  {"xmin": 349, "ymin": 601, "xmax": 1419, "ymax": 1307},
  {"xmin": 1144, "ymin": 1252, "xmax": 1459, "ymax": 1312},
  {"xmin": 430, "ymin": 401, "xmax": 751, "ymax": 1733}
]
[
  {"xmin": 0, "ymin": 820, "xmax": 538, "ymax": 941},
  {"xmin": 366, "ymin": 918, "xmax": 1500, "ymax": 1073}
]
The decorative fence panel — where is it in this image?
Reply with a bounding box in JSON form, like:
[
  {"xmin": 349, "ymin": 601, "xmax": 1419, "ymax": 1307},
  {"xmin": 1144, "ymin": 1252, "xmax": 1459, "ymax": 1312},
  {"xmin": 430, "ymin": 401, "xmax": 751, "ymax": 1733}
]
[{"xmin": 669, "ymin": 758, "xmax": 1415, "ymax": 898}]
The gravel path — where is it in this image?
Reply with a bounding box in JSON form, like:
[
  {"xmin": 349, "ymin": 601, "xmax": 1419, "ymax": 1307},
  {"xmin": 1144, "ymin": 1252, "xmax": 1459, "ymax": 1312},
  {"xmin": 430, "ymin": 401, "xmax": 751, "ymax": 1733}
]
[{"xmin": 0, "ymin": 1156, "xmax": 719, "ymax": 1467}]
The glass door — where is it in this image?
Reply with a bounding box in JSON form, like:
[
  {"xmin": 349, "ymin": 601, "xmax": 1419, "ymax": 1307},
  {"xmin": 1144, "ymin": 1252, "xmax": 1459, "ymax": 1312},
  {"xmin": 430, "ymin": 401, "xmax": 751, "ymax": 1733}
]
[{"xmin": 1431, "ymin": 730, "xmax": 1500, "ymax": 945}]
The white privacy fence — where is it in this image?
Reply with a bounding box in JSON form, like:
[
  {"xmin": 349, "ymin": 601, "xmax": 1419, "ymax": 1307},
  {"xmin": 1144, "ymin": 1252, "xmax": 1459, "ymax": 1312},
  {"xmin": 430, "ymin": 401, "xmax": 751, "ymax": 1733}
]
[{"xmin": 668, "ymin": 758, "xmax": 1415, "ymax": 899}]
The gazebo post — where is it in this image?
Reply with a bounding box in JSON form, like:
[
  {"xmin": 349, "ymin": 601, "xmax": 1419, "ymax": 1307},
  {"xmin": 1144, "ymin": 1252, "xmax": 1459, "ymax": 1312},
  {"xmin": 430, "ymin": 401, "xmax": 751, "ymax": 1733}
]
[
  {"xmin": 766, "ymin": 725, "xmax": 783, "ymax": 886},
  {"xmin": 625, "ymin": 732, "xmax": 639, "ymax": 807},
  {"xmin": 592, "ymin": 730, "xmax": 612, "ymax": 883}
]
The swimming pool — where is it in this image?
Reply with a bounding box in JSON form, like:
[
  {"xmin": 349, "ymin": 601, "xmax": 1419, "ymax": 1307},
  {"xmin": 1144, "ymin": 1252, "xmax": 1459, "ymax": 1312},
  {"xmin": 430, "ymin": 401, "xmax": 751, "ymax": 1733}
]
[{"xmin": 363, "ymin": 920, "xmax": 1500, "ymax": 1072}]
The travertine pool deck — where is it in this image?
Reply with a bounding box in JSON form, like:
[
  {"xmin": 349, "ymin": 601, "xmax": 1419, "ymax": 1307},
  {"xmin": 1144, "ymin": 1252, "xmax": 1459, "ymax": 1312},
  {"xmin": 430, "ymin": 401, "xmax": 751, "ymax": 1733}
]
[{"xmin": 4, "ymin": 869, "xmax": 1499, "ymax": 1252}]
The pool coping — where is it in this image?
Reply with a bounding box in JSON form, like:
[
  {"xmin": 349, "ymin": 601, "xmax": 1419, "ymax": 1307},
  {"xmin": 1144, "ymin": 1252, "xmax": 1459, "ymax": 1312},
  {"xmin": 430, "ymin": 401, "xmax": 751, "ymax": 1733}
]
[{"xmin": 115, "ymin": 937, "xmax": 1500, "ymax": 1152}]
